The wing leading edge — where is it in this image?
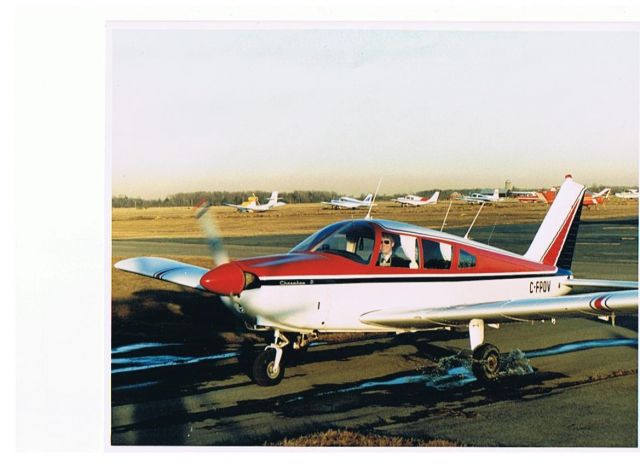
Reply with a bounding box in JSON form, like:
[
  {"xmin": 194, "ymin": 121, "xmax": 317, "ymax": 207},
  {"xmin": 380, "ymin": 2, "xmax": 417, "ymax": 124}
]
[
  {"xmin": 360, "ymin": 289, "xmax": 638, "ymax": 329},
  {"xmin": 114, "ymin": 257, "xmax": 210, "ymax": 290}
]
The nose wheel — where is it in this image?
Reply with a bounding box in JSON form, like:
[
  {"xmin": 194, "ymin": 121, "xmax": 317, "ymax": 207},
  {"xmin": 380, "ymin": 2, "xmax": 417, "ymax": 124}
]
[
  {"xmin": 252, "ymin": 348, "xmax": 285, "ymax": 386},
  {"xmin": 251, "ymin": 330, "xmax": 289, "ymax": 386}
]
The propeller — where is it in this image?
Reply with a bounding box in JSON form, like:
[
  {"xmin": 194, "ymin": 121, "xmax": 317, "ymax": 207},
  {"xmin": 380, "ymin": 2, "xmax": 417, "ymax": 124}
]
[
  {"xmin": 194, "ymin": 200, "xmax": 230, "ymax": 266},
  {"xmin": 194, "ymin": 200, "xmax": 255, "ymax": 296}
]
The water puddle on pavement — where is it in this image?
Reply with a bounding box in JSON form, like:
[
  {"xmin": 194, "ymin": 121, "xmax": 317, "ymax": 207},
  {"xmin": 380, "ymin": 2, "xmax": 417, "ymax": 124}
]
[
  {"xmin": 286, "ymin": 337, "xmax": 637, "ymax": 401},
  {"xmin": 111, "ymin": 338, "xmax": 637, "ymax": 393}
]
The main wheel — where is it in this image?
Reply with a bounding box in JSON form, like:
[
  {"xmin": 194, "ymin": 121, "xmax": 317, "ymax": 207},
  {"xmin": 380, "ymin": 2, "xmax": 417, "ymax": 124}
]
[
  {"xmin": 252, "ymin": 349, "xmax": 285, "ymax": 386},
  {"xmin": 471, "ymin": 343, "xmax": 500, "ymax": 383}
]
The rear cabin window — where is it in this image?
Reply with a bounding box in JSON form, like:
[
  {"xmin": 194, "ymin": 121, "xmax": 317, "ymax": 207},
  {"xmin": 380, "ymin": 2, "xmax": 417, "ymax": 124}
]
[
  {"xmin": 422, "ymin": 239, "xmax": 452, "ymax": 269},
  {"xmin": 458, "ymin": 249, "xmax": 477, "ymax": 269}
]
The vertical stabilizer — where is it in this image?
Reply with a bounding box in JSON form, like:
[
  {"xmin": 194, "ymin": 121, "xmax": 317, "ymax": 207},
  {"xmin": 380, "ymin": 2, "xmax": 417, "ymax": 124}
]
[
  {"xmin": 267, "ymin": 191, "xmax": 278, "ymax": 207},
  {"xmin": 524, "ymin": 176, "xmax": 586, "ymax": 269},
  {"xmin": 429, "ymin": 191, "xmax": 440, "ymax": 203}
]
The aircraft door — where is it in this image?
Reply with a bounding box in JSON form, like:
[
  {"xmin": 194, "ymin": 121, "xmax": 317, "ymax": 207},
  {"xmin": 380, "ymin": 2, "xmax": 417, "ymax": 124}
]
[{"xmin": 317, "ymin": 286, "xmax": 333, "ymax": 331}]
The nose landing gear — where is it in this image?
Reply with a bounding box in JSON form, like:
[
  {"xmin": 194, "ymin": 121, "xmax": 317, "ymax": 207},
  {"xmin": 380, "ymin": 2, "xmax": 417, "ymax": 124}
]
[
  {"xmin": 250, "ymin": 331, "xmax": 318, "ymax": 386},
  {"xmin": 252, "ymin": 330, "xmax": 289, "ymax": 386},
  {"xmin": 252, "ymin": 348, "xmax": 285, "ymax": 386}
]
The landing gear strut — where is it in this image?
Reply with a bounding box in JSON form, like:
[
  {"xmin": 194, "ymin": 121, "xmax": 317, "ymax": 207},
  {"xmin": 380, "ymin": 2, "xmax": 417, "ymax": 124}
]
[{"xmin": 250, "ymin": 330, "xmax": 318, "ymax": 386}]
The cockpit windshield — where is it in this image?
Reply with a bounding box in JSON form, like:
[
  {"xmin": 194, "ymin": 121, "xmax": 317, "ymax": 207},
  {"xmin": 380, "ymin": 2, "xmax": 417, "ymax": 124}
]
[
  {"xmin": 290, "ymin": 222, "xmax": 345, "ymax": 253},
  {"xmin": 291, "ymin": 221, "xmax": 375, "ymax": 265}
]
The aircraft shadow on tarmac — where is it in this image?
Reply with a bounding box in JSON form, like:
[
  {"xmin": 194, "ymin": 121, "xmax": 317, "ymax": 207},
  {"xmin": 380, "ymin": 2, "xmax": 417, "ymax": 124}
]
[
  {"xmin": 111, "ymin": 346, "xmax": 569, "ymax": 446},
  {"xmin": 112, "ymin": 288, "xmax": 247, "ymax": 348},
  {"xmin": 111, "ymin": 326, "xmax": 638, "ymax": 446}
]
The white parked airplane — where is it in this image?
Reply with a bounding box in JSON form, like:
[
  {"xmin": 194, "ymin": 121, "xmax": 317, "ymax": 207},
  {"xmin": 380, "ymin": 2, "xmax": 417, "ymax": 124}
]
[
  {"xmin": 322, "ymin": 193, "xmax": 375, "ymax": 210},
  {"xmin": 463, "ymin": 188, "xmax": 500, "ymax": 204},
  {"xmin": 393, "ymin": 191, "xmax": 440, "ymax": 207},
  {"xmin": 224, "ymin": 191, "xmax": 286, "ymax": 213},
  {"xmin": 116, "ymin": 175, "xmax": 637, "ymax": 386},
  {"xmin": 615, "ymin": 189, "xmax": 639, "ymax": 199}
]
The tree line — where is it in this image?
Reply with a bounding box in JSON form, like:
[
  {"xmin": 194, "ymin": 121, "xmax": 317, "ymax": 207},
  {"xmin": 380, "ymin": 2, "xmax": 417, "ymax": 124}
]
[
  {"xmin": 112, "ymin": 190, "xmax": 342, "ymax": 208},
  {"xmin": 112, "ymin": 184, "xmax": 637, "ymax": 208}
]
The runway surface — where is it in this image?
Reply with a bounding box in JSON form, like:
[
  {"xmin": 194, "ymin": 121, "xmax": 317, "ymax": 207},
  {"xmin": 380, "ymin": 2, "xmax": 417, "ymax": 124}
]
[{"xmin": 111, "ymin": 217, "xmax": 638, "ymax": 447}]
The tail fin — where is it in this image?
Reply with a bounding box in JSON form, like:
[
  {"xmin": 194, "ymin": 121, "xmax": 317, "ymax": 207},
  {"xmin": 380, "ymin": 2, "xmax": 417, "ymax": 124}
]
[
  {"xmin": 363, "ymin": 193, "xmax": 373, "ymax": 204},
  {"xmin": 429, "ymin": 191, "xmax": 440, "ymax": 203},
  {"xmin": 492, "ymin": 188, "xmax": 499, "ymax": 201},
  {"xmin": 524, "ymin": 176, "xmax": 586, "ymax": 269},
  {"xmin": 267, "ymin": 191, "xmax": 278, "ymax": 206}
]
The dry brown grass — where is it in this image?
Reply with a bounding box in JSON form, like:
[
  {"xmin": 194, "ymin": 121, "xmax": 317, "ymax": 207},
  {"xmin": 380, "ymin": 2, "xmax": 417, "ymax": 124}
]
[
  {"xmin": 267, "ymin": 429, "xmax": 460, "ymax": 447},
  {"xmin": 112, "ymin": 199, "xmax": 639, "ymax": 240}
]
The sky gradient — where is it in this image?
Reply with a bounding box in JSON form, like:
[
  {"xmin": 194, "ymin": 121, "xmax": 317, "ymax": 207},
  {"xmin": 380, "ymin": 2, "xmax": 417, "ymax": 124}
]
[{"xmin": 110, "ymin": 25, "xmax": 639, "ymax": 198}]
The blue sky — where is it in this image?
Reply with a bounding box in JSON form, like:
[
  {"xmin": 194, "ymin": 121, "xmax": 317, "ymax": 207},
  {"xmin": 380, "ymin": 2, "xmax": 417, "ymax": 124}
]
[{"xmin": 110, "ymin": 25, "xmax": 638, "ymax": 197}]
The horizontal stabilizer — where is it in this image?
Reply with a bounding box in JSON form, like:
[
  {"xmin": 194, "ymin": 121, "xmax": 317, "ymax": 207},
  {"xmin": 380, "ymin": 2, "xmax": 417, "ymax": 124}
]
[
  {"xmin": 564, "ymin": 279, "xmax": 638, "ymax": 290},
  {"xmin": 114, "ymin": 257, "xmax": 209, "ymax": 290}
]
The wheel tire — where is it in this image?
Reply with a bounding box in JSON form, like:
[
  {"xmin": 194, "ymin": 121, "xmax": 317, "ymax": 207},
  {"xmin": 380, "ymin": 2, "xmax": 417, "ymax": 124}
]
[
  {"xmin": 471, "ymin": 343, "xmax": 501, "ymax": 383},
  {"xmin": 252, "ymin": 349, "xmax": 285, "ymax": 386}
]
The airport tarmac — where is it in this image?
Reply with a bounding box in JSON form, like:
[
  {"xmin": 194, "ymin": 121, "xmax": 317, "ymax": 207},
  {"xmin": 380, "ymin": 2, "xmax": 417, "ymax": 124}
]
[
  {"xmin": 111, "ymin": 318, "xmax": 637, "ymax": 447},
  {"xmin": 111, "ymin": 214, "xmax": 638, "ymax": 447}
]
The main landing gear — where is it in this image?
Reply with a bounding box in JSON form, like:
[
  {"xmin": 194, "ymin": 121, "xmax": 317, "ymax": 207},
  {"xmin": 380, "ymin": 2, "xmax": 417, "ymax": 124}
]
[
  {"xmin": 468, "ymin": 318, "xmax": 501, "ymax": 383},
  {"xmin": 250, "ymin": 330, "xmax": 315, "ymax": 386}
]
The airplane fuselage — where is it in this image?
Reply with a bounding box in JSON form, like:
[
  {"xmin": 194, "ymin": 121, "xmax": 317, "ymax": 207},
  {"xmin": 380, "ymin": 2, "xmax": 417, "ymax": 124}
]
[
  {"xmin": 230, "ymin": 269, "xmax": 571, "ymax": 333},
  {"xmin": 211, "ymin": 219, "xmax": 570, "ymax": 333}
]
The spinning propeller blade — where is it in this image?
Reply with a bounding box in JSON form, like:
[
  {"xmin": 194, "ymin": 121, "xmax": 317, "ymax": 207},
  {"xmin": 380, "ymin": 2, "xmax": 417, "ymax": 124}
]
[{"xmin": 195, "ymin": 200, "xmax": 230, "ymax": 266}]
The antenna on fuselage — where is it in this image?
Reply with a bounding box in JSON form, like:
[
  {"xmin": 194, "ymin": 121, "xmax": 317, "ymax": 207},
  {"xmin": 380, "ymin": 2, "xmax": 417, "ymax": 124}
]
[
  {"xmin": 440, "ymin": 199, "xmax": 453, "ymax": 231},
  {"xmin": 364, "ymin": 176, "xmax": 383, "ymax": 220},
  {"xmin": 464, "ymin": 202, "xmax": 485, "ymax": 239}
]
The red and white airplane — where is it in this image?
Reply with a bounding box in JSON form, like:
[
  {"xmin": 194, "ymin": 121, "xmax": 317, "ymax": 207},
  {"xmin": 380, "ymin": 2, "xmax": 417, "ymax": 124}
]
[
  {"xmin": 392, "ymin": 191, "xmax": 440, "ymax": 207},
  {"xmin": 541, "ymin": 187, "xmax": 611, "ymax": 208},
  {"xmin": 513, "ymin": 191, "xmax": 547, "ymax": 203},
  {"xmin": 115, "ymin": 176, "xmax": 637, "ymax": 386}
]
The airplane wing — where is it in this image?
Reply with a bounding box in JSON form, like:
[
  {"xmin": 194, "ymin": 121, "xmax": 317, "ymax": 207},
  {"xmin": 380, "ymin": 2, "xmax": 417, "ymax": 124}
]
[
  {"xmin": 114, "ymin": 257, "xmax": 209, "ymax": 291},
  {"xmin": 360, "ymin": 289, "xmax": 638, "ymax": 329},
  {"xmin": 322, "ymin": 200, "xmax": 357, "ymax": 208}
]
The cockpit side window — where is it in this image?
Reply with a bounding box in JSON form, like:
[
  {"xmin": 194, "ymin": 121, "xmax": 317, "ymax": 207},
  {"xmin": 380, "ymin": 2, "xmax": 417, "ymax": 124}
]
[
  {"xmin": 311, "ymin": 223, "xmax": 375, "ymax": 264},
  {"xmin": 422, "ymin": 239, "xmax": 452, "ymax": 269},
  {"xmin": 377, "ymin": 232, "xmax": 419, "ymax": 269}
]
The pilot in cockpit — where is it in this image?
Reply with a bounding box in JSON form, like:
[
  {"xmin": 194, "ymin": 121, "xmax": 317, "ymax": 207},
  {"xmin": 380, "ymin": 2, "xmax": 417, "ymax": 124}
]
[{"xmin": 377, "ymin": 233, "xmax": 411, "ymax": 268}]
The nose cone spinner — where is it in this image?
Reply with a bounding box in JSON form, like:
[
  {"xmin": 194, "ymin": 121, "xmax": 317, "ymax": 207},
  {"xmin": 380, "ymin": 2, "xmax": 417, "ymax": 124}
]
[{"xmin": 200, "ymin": 262, "xmax": 246, "ymax": 295}]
